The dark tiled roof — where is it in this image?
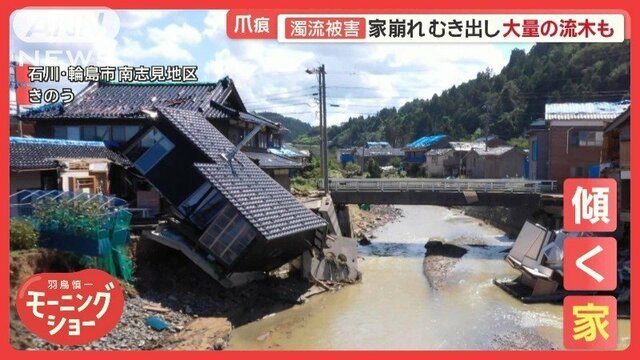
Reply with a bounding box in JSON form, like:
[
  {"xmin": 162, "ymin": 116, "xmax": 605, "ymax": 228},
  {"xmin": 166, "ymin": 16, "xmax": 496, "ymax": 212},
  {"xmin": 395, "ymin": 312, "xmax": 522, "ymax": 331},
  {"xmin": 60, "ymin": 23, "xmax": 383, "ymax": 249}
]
[
  {"xmin": 10, "ymin": 137, "xmax": 130, "ymax": 170},
  {"xmin": 244, "ymin": 151, "xmax": 303, "ymax": 169},
  {"xmin": 22, "ymin": 77, "xmax": 280, "ymax": 129},
  {"xmin": 157, "ymin": 107, "xmax": 326, "ymax": 240}
]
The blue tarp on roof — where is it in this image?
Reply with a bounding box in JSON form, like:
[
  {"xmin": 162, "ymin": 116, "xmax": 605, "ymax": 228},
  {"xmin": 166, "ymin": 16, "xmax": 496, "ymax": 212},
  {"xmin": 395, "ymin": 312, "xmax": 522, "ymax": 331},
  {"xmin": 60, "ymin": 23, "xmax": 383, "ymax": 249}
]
[
  {"xmin": 405, "ymin": 134, "xmax": 447, "ymax": 149},
  {"xmin": 10, "ymin": 137, "xmax": 106, "ymax": 147}
]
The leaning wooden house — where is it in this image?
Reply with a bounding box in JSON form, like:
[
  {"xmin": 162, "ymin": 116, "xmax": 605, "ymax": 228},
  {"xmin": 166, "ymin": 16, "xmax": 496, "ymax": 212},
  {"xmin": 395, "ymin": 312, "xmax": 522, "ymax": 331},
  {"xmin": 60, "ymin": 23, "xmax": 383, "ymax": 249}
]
[{"xmin": 120, "ymin": 107, "xmax": 327, "ymax": 275}]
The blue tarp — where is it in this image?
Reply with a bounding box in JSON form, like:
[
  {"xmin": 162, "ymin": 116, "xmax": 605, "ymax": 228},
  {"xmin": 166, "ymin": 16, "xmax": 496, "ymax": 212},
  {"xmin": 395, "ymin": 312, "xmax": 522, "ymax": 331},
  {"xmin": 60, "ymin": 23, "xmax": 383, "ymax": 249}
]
[
  {"xmin": 405, "ymin": 134, "xmax": 447, "ymax": 149},
  {"xmin": 10, "ymin": 136, "xmax": 107, "ymax": 147}
]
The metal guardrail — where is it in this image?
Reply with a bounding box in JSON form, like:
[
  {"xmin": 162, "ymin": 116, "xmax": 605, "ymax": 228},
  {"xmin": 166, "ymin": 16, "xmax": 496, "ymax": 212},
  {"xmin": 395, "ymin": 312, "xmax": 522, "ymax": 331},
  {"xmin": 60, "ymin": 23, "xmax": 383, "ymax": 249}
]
[{"xmin": 323, "ymin": 178, "xmax": 557, "ymax": 194}]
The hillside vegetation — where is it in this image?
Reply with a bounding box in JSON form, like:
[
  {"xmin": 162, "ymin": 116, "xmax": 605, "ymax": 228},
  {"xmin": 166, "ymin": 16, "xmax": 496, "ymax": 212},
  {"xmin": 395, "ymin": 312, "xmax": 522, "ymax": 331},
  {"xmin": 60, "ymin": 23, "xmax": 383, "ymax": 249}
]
[{"xmin": 323, "ymin": 42, "xmax": 630, "ymax": 148}]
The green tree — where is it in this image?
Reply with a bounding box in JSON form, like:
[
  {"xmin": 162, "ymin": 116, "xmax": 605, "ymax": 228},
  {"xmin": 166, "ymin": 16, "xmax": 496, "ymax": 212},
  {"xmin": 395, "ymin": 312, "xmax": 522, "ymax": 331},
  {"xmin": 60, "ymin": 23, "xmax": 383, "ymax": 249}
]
[
  {"xmin": 389, "ymin": 157, "xmax": 402, "ymax": 168},
  {"xmin": 343, "ymin": 162, "xmax": 361, "ymax": 178},
  {"xmin": 365, "ymin": 158, "xmax": 382, "ymax": 178}
]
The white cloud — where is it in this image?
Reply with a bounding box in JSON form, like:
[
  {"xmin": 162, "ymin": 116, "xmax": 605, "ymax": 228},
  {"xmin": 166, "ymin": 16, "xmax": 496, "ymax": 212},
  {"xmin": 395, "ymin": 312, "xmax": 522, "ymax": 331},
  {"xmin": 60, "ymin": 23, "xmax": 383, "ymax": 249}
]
[
  {"xmin": 11, "ymin": 9, "xmax": 527, "ymax": 128},
  {"xmin": 119, "ymin": 10, "xmax": 173, "ymax": 29},
  {"xmin": 196, "ymin": 9, "xmax": 515, "ymax": 126},
  {"xmin": 119, "ymin": 23, "xmax": 203, "ymax": 62}
]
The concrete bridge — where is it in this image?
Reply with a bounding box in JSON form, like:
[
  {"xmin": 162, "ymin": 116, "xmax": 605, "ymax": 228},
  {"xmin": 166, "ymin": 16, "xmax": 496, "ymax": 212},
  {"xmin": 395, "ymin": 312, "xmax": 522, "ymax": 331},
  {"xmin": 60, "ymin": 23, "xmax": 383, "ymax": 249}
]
[{"xmin": 325, "ymin": 178, "xmax": 560, "ymax": 207}]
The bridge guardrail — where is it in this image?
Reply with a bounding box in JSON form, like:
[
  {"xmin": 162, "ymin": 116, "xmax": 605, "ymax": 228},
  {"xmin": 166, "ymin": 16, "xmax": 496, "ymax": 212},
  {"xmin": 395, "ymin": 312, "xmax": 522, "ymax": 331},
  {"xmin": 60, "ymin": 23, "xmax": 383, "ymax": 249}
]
[{"xmin": 321, "ymin": 178, "xmax": 557, "ymax": 194}]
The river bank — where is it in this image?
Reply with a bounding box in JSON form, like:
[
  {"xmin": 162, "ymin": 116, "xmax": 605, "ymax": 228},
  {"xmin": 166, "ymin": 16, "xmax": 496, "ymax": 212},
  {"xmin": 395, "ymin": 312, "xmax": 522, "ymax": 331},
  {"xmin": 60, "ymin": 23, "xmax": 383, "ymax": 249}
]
[
  {"xmin": 227, "ymin": 206, "xmax": 569, "ymax": 350},
  {"xmin": 10, "ymin": 205, "xmax": 401, "ymax": 351}
]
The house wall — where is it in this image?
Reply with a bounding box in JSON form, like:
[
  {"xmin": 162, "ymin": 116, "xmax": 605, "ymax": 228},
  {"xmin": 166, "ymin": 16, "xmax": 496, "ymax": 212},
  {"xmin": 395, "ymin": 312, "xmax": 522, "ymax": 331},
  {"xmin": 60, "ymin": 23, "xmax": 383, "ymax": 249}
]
[
  {"xmin": 496, "ymin": 150, "xmax": 526, "ymax": 178},
  {"xmin": 528, "ymin": 129, "xmax": 549, "ymax": 180},
  {"xmin": 10, "ymin": 171, "xmax": 44, "ymax": 193},
  {"xmin": 548, "ymin": 126, "xmax": 603, "ymax": 187},
  {"xmin": 465, "ymin": 150, "xmax": 525, "ymax": 179},
  {"xmin": 425, "ymin": 152, "xmax": 454, "ymax": 177},
  {"xmin": 465, "ymin": 152, "xmax": 484, "ymax": 178},
  {"xmin": 266, "ymin": 169, "xmax": 291, "ymax": 190}
]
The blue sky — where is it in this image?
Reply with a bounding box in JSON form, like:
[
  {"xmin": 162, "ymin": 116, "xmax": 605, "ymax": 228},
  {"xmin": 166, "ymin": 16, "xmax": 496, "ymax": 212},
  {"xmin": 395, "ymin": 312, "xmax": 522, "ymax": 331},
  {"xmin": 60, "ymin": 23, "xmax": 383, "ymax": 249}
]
[{"xmin": 10, "ymin": 10, "xmax": 533, "ymax": 126}]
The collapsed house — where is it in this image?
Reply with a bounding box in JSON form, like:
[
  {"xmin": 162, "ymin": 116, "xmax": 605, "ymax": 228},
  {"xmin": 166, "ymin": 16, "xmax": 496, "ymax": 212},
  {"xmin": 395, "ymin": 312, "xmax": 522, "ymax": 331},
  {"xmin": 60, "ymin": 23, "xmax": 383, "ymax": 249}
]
[
  {"xmin": 494, "ymin": 220, "xmax": 629, "ymax": 304},
  {"xmin": 118, "ymin": 106, "xmax": 328, "ymax": 284}
]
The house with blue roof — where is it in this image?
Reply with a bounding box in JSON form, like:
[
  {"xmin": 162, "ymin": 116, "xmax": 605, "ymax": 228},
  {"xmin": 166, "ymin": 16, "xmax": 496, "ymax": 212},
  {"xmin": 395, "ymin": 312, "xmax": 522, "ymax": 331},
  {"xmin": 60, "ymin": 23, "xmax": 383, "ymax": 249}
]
[
  {"xmin": 403, "ymin": 134, "xmax": 450, "ymax": 164},
  {"xmin": 528, "ymin": 100, "xmax": 630, "ymax": 187}
]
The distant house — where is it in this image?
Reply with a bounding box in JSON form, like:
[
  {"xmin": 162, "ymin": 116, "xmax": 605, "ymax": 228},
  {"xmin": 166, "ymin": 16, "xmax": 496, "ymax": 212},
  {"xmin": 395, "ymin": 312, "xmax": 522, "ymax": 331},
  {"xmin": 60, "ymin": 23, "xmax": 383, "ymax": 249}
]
[
  {"xmin": 20, "ymin": 77, "xmax": 302, "ymax": 189},
  {"xmin": 527, "ymin": 101, "xmax": 630, "ymax": 186},
  {"xmin": 10, "ymin": 137, "xmax": 130, "ymax": 194},
  {"xmin": 338, "ymin": 141, "xmax": 404, "ymax": 168},
  {"xmin": 601, "ymin": 108, "xmax": 630, "ymax": 223},
  {"xmin": 338, "ymin": 148, "xmax": 355, "ymax": 165},
  {"xmin": 445, "ymin": 141, "xmax": 488, "ymax": 176},
  {"xmin": 354, "ymin": 141, "xmax": 404, "ymax": 167},
  {"xmin": 424, "ymin": 148, "xmax": 455, "ymax": 177},
  {"xmin": 465, "ymin": 146, "xmax": 527, "ymax": 179},
  {"xmin": 118, "ymin": 106, "xmax": 326, "ymax": 273},
  {"xmin": 403, "ymin": 135, "xmax": 450, "ymax": 164}
]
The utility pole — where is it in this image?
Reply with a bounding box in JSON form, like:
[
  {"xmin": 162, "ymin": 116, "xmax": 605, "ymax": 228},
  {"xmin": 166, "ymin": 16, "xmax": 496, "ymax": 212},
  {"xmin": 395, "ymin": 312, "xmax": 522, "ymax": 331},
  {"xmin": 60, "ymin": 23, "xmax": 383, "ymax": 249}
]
[
  {"xmin": 306, "ymin": 64, "xmax": 329, "ymax": 194},
  {"xmin": 320, "ymin": 64, "xmax": 329, "ymax": 195},
  {"xmin": 482, "ymin": 104, "xmax": 491, "ymax": 151}
]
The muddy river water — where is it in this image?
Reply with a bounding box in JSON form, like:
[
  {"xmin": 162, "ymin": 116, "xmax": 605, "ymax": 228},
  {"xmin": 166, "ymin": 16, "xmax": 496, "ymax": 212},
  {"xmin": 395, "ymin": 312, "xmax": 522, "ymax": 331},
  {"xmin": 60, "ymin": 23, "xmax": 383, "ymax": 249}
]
[{"xmin": 229, "ymin": 205, "xmax": 630, "ymax": 350}]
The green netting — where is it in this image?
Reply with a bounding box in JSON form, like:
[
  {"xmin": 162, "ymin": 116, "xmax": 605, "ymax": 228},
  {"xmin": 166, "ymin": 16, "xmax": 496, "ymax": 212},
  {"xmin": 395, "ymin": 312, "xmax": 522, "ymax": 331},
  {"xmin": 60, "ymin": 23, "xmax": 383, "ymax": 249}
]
[{"xmin": 112, "ymin": 245, "xmax": 134, "ymax": 282}]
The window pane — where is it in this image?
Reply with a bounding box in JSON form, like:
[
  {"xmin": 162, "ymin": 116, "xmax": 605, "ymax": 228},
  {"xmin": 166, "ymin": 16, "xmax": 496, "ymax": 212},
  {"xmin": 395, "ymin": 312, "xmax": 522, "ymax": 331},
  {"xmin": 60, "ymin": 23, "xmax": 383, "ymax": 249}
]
[
  {"xmin": 125, "ymin": 126, "xmax": 140, "ymax": 141},
  {"xmin": 96, "ymin": 126, "xmax": 110, "ymax": 141},
  {"xmin": 112, "ymin": 126, "xmax": 126, "ymax": 142},
  {"xmin": 53, "ymin": 126, "xmax": 66, "ymax": 139},
  {"xmin": 67, "ymin": 126, "xmax": 80, "ymax": 140},
  {"xmin": 179, "ymin": 182, "xmax": 213, "ymax": 215},
  {"xmin": 134, "ymin": 136, "xmax": 175, "ymax": 174},
  {"xmin": 82, "ymin": 126, "xmax": 96, "ymax": 141}
]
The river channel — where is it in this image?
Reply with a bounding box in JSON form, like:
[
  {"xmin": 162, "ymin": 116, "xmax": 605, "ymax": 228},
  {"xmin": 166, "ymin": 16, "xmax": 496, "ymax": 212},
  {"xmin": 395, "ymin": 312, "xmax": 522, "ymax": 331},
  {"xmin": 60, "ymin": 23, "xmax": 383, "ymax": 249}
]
[{"xmin": 228, "ymin": 205, "xmax": 630, "ymax": 350}]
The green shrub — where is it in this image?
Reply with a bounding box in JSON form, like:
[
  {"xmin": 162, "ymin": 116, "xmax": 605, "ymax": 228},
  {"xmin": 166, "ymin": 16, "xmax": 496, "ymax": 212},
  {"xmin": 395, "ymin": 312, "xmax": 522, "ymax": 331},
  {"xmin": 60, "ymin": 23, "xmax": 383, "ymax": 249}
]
[{"xmin": 10, "ymin": 219, "xmax": 38, "ymax": 250}]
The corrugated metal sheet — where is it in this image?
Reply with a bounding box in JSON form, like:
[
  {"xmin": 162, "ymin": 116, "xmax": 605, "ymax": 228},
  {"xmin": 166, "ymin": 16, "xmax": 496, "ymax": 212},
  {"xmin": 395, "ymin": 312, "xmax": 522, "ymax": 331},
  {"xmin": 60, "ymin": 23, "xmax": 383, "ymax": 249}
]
[
  {"xmin": 245, "ymin": 151, "xmax": 303, "ymax": 169},
  {"xmin": 545, "ymin": 101, "xmax": 630, "ymax": 120},
  {"xmin": 449, "ymin": 141, "xmax": 486, "ymax": 152},
  {"xmin": 471, "ymin": 146, "xmax": 519, "ymax": 157}
]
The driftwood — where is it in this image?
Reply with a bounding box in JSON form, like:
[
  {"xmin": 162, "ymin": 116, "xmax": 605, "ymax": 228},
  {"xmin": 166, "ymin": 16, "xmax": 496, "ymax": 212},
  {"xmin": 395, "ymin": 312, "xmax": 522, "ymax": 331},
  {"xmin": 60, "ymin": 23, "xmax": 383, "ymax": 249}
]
[{"xmin": 143, "ymin": 305, "xmax": 171, "ymax": 313}]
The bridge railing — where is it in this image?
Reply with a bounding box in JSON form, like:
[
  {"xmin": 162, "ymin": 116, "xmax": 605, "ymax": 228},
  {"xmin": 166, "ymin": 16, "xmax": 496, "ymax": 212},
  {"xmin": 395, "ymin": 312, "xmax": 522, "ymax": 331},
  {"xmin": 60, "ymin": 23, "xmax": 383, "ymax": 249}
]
[{"xmin": 322, "ymin": 178, "xmax": 557, "ymax": 194}]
